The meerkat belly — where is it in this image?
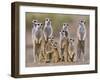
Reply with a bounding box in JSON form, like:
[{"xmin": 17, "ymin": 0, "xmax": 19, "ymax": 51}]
[{"xmin": 44, "ymin": 27, "xmax": 52, "ymax": 36}]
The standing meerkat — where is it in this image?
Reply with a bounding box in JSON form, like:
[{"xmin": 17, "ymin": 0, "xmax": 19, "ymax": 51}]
[
  {"xmin": 32, "ymin": 22, "xmax": 43, "ymax": 63},
  {"xmin": 32, "ymin": 20, "xmax": 38, "ymax": 63},
  {"xmin": 59, "ymin": 23, "xmax": 69, "ymax": 62},
  {"xmin": 68, "ymin": 39, "xmax": 75, "ymax": 62},
  {"xmin": 77, "ymin": 20, "xmax": 86, "ymax": 62},
  {"xmin": 43, "ymin": 18, "xmax": 53, "ymax": 43},
  {"xmin": 32, "ymin": 20, "xmax": 38, "ymax": 45},
  {"xmin": 34, "ymin": 23, "xmax": 43, "ymax": 44}
]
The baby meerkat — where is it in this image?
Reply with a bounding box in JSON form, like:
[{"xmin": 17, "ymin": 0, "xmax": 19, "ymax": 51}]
[{"xmin": 51, "ymin": 42, "xmax": 60, "ymax": 63}]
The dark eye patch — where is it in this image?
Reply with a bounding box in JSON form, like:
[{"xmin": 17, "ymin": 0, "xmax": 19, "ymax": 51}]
[
  {"xmin": 70, "ymin": 39, "xmax": 72, "ymax": 40},
  {"xmin": 63, "ymin": 31, "xmax": 64, "ymax": 32}
]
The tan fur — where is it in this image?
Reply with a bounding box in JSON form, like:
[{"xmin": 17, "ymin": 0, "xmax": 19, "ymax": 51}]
[
  {"xmin": 61, "ymin": 37, "xmax": 69, "ymax": 62},
  {"xmin": 51, "ymin": 47, "xmax": 60, "ymax": 63},
  {"xmin": 68, "ymin": 39, "xmax": 75, "ymax": 62}
]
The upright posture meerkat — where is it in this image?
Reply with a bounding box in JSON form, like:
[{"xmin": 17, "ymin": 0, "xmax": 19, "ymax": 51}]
[
  {"xmin": 68, "ymin": 39, "xmax": 75, "ymax": 62},
  {"xmin": 32, "ymin": 21, "xmax": 43, "ymax": 63},
  {"xmin": 43, "ymin": 18, "xmax": 53, "ymax": 43},
  {"xmin": 59, "ymin": 23, "xmax": 69, "ymax": 62},
  {"xmin": 32, "ymin": 20, "xmax": 38, "ymax": 37},
  {"xmin": 34, "ymin": 23, "xmax": 43, "ymax": 44},
  {"xmin": 32, "ymin": 20, "xmax": 38, "ymax": 63},
  {"xmin": 77, "ymin": 20, "xmax": 86, "ymax": 62}
]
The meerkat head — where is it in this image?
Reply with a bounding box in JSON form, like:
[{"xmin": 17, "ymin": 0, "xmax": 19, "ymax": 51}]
[
  {"xmin": 45, "ymin": 18, "xmax": 51, "ymax": 26},
  {"xmin": 39, "ymin": 23, "xmax": 43, "ymax": 28},
  {"xmin": 79, "ymin": 20, "xmax": 86, "ymax": 26},
  {"xmin": 69, "ymin": 38, "xmax": 74, "ymax": 45},
  {"xmin": 32, "ymin": 20, "xmax": 38, "ymax": 27},
  {"xmin": 35, "ymin": 23, "xmax": 42, "ymax": 30},
  {"xmin": 52, "ymin": 42, "xmax": 58, "ymax": 49},
  {"xmin": 63, "ymin": 23, "xmax": 69, "ymax": 30},
  {"xmin": 62, "ymin": 30, "xmax": 66, "ymax": 37},
  {"xmin": 48, "ymin": 36, "xmax": 54, "ymax": 44}
]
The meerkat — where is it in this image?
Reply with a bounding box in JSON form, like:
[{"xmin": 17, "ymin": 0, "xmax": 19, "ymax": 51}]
[
  {"xmin": 77, "ymin": 20, "xmax": 86, "ymax": 62},
  {"xmin": 32, "ymin": 20, "xmax": 38, "ymax": 38},
  {"xmin": 62, "ymin": 37, "xmax": 69, "ymax": 62},
  {"xmin": 43, "ymin": 18, "xmax": 53, "ymax": 43},
  {"xmin": 32, "ymin": 20, "xmax": 38, "ymax": 49},
  {"xmin": 34, "ymin": 23, "xmax": 43, "ymax": 44},
  {"xmin": 32, "ymin": 20, "xmax": 38, "ymax": 63},
  {"xmin": 59, "ymin": 24, "xmax": 69, "ymax": 62},
  {"xmin": 68, "ymin": 39, "xmax": 75, "ymax": 62},
  {"xmin": 44, "ymin": 36, "xmax": 54, "ymax": 63},
  {"xmin": 32, "ymin": 22, "xmax": 43, "ymax": 63},
  {"xmin": 50, "ymin": 42, "xmax": 60, "ymax": 63}
]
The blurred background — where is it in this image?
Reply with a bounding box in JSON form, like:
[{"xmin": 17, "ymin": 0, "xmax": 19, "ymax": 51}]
[{"xmin": 25, "ymin": 12, "xmax": 90, "ymax": 67}]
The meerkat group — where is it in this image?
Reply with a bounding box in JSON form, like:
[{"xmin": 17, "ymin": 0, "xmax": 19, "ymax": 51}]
[{"xmin": 32, "ymin": 18, "xmax": 86, "ymax": 63}]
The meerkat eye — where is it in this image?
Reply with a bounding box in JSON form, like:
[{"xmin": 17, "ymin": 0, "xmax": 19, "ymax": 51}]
[
  {"xmin": 34, "ymin": 21, "xmax": 36, "ymax": 22},
  {"xmin": 41, "ymin": 23, "xmax": 42, "ymax": 26}
]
